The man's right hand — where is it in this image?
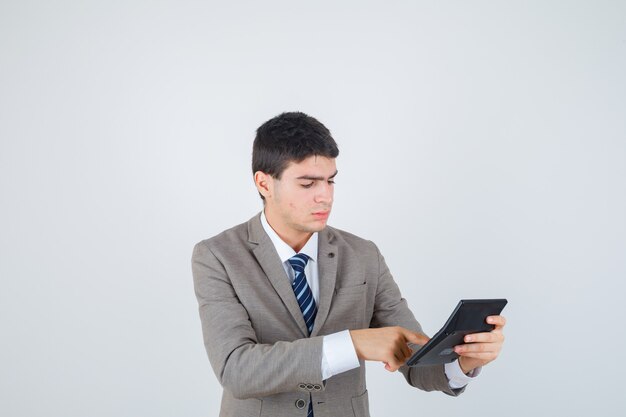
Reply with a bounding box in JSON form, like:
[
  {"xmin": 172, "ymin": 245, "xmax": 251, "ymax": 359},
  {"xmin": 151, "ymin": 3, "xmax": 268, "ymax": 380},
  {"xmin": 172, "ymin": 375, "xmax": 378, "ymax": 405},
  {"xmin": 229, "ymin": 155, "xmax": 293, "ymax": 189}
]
[{"xmin": 349, "ymin": 327, "xmax": 430, "ymax": 372}]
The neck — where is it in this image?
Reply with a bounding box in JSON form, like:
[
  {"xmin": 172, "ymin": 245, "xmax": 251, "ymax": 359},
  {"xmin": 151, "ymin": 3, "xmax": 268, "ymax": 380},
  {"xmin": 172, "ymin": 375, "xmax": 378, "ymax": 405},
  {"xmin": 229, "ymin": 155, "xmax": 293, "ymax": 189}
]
[{"xmin": 264, "ymin": 208, "xmax": 312, "ymax": 253}]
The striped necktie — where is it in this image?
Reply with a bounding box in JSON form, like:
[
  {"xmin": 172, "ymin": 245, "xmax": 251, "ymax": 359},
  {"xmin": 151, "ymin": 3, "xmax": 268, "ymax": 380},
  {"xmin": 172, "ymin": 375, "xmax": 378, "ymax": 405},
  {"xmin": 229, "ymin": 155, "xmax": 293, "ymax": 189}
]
[
  {"xmin": 288, "ymin": 253, "xmax": 317, "ymax": 335},
  {"xmin": 288, "ymin": 253, "xmax": 316, "ymax": 417}
]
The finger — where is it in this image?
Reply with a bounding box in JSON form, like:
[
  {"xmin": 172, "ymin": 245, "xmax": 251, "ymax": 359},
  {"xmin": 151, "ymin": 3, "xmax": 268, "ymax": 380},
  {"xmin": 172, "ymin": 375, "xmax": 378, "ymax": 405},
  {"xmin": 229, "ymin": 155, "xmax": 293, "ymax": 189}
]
[
  {"xmin": 386, "ymin": 359, "xmax": 401, "ymax": 372},
  {"xmin": 398, "ymin": 340, "xmax": 412, "ymax": 360},
  {"xmin": 455, "ymin": 351, "xmax": 498, "ymax": 361},
  {"xmin": 486, "ymin": 315, "xmax": 506, "ymax": 329},
  {"xmin": 455, "ymin": 342, "xmax": 501, "ymax": 355},
  {"xmin": 399, "ymin": 345, "xmax": 411, "ymax": 363},
  {"xmin": 388, "ymin": 351, "xmax": 405, "ymax": 370},
  {"xmin": 384, "ymin": 362, "xmax": 399, "ymax": 372},
  {"xmin": 392, "ymin": 352, "xmax": 407, "ymax": 368},
  {"xmin": 464, "ymin": 331, "xmax": 504, "ymax": 344},
  {"xmin": 403, "ymin": 329, "xmax": 430, "ymax": 346}
]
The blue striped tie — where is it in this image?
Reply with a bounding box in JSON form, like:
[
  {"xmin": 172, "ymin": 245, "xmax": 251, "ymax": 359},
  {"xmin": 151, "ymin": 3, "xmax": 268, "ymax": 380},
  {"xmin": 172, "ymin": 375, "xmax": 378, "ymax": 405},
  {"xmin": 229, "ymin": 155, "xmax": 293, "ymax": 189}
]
[
  {"xmin": 288, "ymin": 253, "xmax": 316, "ymax": 417},
  {"xmin": 288, "ymin": 253, "xmax": 317, "ymax": 335}
]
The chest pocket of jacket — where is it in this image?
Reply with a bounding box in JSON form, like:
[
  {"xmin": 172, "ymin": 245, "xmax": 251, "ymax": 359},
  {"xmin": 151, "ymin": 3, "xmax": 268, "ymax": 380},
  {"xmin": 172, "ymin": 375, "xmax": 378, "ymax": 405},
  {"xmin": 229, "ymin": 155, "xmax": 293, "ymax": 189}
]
[{"xmin": 327, "ymin": 283, "xmax": 368, "ymax": 331}]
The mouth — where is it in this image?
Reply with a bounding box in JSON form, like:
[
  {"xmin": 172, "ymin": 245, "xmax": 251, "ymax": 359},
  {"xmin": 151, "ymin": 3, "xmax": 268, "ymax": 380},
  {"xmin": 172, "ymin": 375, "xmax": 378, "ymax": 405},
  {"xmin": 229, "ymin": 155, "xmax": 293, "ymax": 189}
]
[{"xmin": 312, "ymin": 211, "xmax": 330, "ymax": 220}]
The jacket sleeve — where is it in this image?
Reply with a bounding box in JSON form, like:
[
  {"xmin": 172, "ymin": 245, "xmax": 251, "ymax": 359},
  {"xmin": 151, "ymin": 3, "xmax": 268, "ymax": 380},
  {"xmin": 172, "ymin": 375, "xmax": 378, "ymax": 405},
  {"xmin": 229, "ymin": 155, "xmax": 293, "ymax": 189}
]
[
  {"xmin": 191, "ymin": 240, "xmax": 326, "ymax": 399},
  {"xmin": 368, "ymin": 242, "xmax": 465, "ymax": 397}
]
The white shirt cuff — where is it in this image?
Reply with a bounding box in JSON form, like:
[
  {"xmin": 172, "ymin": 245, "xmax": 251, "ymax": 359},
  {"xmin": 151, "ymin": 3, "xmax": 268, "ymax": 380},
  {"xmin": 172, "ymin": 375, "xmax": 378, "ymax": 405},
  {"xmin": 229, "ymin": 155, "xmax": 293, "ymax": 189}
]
[
  {"xmin": 444, "ymin": 360, "xmax": 481, "ymax": 389},
  {"xmin": 321, "ymin": 330, "xmax": 361, "ymax": 380}
]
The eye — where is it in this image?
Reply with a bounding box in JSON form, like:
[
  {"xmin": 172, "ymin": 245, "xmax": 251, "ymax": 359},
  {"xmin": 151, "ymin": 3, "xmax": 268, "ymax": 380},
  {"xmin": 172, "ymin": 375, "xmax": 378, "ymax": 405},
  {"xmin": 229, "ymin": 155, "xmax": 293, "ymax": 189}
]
[
  {"xmin": 328, "ymin": 180, "xmax": 335, "ymax": 185},
  {"xmin": 301, "ymin": 182, "xmax": 314, "ymax": 189}
]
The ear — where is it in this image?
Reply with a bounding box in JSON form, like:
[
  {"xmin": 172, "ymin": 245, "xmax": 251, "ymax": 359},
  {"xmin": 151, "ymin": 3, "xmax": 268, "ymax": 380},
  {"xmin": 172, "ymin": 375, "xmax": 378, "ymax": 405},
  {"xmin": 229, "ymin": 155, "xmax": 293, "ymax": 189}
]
[{"xmin": 254, "ymin": 171, "xmax": 272, "ymax": 200}]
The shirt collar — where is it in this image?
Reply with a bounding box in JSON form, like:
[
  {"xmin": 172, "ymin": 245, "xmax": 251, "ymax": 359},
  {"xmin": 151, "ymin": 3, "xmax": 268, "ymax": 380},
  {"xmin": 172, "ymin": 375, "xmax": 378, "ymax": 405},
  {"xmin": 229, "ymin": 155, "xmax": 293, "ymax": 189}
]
[{"xmin": 260, "ymin": 210, "xmax": 318, "ymax": 265}]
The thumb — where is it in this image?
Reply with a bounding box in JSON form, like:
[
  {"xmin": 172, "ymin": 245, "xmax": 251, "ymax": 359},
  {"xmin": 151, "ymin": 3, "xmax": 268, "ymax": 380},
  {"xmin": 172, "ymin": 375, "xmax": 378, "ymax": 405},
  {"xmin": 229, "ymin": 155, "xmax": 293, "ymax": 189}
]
[{"xmin": 403, "ymin": 329, "xmax": 430, "ymax": 346}]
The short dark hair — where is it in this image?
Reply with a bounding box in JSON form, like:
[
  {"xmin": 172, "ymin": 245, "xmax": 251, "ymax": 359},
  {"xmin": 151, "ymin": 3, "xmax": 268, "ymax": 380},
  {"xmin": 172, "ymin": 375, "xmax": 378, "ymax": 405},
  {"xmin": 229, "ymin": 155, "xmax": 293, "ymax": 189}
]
[{"xmin": 252, "ymin": 112, "xmax": 339, "ymax": 200}]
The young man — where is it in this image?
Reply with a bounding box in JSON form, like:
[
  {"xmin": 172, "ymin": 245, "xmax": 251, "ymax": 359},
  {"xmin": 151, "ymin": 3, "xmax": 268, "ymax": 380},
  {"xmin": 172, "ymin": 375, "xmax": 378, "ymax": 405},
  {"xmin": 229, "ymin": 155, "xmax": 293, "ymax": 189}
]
[{"xmin": 192, "ymin": 112, "xmax": 506, "ymax": 417}]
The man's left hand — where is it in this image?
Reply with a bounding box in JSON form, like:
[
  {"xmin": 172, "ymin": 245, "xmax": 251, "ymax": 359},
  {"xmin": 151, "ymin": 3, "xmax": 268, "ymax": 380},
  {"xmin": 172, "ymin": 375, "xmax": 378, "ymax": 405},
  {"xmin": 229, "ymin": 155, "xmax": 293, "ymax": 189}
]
[{"xmin": 455, "ymin": 315, "xmax": 506, "ymax": 374}]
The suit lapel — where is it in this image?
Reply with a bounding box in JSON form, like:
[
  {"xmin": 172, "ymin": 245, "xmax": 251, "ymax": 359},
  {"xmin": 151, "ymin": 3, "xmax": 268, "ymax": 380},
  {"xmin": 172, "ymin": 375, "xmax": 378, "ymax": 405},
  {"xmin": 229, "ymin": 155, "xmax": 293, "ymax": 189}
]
[
  {"xmin": 311, "ymin": 227, "xmax": 338, "ymax": 337},
  {"xmin": 248, "ymin": 214, "xmax": 309, "ymax": 337}
]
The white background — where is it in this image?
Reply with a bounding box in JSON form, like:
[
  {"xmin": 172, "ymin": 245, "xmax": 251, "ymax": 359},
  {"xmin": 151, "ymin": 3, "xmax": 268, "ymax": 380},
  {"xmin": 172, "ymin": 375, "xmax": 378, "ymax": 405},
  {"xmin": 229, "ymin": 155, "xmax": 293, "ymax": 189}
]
[{"xmin": 1, "ymin": 1, "xmax": 625, "ymax": 416}]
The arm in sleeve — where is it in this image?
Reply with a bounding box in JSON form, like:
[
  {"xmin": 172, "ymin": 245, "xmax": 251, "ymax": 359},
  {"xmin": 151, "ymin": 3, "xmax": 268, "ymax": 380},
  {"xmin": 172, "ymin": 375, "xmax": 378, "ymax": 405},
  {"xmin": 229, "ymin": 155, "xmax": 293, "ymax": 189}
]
[
  {"xmin": 321, "ymin": 330, "xmax": 360, "ymax": 380},
  {"xmin": 445, "ymin": 360, "xmax": 481, "ymax": 389},
  {"xmin": 367, "ymin": 242, "xmax": 466, "ymax": 397},
  {"xmin": 192, "ymin": 241, "xmax": 325, "ymax": 399}
]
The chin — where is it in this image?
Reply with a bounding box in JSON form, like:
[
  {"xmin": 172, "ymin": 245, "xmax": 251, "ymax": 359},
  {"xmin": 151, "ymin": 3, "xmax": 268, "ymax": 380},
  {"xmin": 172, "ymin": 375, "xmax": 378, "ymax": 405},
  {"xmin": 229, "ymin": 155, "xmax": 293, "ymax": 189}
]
[
  {"xmin": 310, "ymin": 221, "xmax": 328, "ymax": 232},
  {"xmin": 298, "ymin": 222, "xmax": 326, "ymax": 233}
]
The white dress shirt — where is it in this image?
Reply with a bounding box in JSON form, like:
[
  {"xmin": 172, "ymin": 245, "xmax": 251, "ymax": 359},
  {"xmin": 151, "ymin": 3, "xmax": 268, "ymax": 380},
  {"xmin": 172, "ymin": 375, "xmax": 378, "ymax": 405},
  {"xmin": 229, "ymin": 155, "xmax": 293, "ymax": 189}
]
[{"xmin": 260, "ymin": 211, "xmax": 477, "ymax": 388}]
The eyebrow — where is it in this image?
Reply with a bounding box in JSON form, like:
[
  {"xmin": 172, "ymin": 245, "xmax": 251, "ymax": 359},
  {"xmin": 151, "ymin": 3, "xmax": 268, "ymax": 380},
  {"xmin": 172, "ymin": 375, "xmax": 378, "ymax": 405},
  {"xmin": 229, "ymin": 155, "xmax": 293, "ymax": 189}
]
[{"xmin": 296, "ymin": 170, "xmax": 339, "ymax": 181}]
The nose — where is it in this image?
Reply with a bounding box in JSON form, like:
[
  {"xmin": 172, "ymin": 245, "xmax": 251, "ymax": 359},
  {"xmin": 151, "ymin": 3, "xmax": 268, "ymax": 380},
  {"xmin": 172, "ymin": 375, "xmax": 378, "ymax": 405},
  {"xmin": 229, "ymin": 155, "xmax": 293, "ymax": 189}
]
[{"xmin": 314, "ymin": 182, "xmax": 334, "ymax": 205}]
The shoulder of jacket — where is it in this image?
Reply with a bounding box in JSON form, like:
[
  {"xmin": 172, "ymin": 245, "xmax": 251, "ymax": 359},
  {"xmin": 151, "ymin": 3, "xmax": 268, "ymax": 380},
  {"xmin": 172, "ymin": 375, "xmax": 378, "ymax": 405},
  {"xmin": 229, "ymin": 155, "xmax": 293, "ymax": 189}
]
[
  {"xmin": 194, "ymin": 220, "xmax": 249, "ymax": 251},
  {"xmin": 325, "ymin": 225, "xmax": 379, "ymax": 252}
]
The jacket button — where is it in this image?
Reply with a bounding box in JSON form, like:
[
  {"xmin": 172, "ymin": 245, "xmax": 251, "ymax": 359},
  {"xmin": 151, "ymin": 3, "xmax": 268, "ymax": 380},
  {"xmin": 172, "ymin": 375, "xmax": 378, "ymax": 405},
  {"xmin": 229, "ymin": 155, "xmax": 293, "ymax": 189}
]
[
  {"xmin": 313, "ymin": 384, "xmax": 322, "ymax": 391},
  {"xmin": 306, "ymin": 384, "xmax": 314, "ymax": 391},
  {"xmin": 295, "ymin": 399, "xmax": 306, "ymax": 409},
  {"xmin": 298, "ymin": 383, "xmax": 306, "ymax": 390}
]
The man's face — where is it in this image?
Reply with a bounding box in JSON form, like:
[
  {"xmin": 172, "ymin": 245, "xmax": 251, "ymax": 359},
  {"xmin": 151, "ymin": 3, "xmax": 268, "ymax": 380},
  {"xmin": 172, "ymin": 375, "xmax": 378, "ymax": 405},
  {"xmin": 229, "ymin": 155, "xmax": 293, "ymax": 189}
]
[{"xmin": 264, "ymin": 156, "xmax": 337, "ymax": 235}]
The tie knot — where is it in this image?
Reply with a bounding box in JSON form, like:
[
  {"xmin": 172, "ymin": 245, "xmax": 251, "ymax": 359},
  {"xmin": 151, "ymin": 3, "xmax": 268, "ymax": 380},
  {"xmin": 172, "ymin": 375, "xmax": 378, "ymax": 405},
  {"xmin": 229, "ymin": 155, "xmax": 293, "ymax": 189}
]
[{"xmin": 288, "ymin": 253, "xmax": 310, "ymax": 274}]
